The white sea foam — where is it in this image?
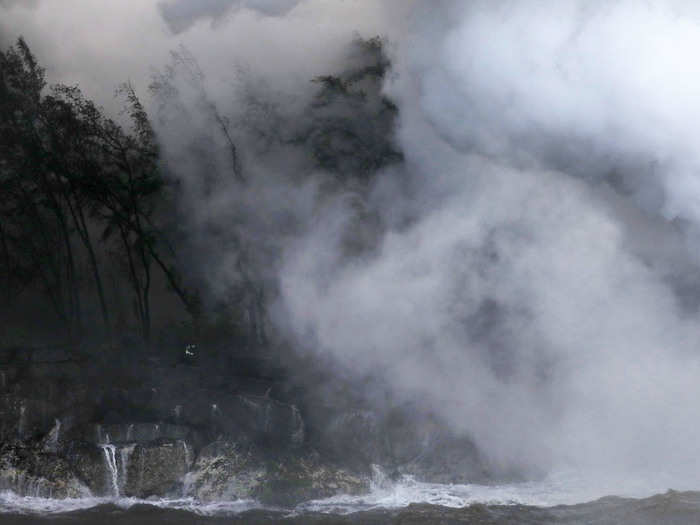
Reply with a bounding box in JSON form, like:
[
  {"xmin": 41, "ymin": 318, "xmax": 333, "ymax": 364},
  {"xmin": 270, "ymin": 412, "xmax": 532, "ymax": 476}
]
[
  {"xmin": 0, "ymin": 491, "xmax": 106, "ymax": 515},
  {"xmin": 0, "ymin": 470, "xmax": 694, "ymax": 517},
  {"xmin": 296, "ymin": 469, "xmax": 696, "ymax": 515},
  {"xmin": 0, "ymin": 492, "xmax": 258, "ymax": 516}
]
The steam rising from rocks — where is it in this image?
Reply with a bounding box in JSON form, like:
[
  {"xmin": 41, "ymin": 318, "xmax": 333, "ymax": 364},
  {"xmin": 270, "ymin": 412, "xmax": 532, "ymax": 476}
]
[
  {"xmin": 5, "ymin": 0, "xmax": 700, "ymax": 488},
  {"xmin": 281, "ymin": 0, "xmax": 700, "ymax": 483}
]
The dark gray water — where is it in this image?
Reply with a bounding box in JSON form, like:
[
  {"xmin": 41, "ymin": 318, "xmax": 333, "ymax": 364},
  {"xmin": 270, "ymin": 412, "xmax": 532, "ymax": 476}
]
[{"xmin": 2, "ymin": 491, "xmax": 700, "ymax": 525}]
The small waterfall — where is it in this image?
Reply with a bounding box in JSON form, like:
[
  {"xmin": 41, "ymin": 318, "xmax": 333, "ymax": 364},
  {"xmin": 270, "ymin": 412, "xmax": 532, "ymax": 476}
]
[
  {"xmin": 44, "ymin": 418, "xmax": 61, "ymax": 452},
  {"xmin": 96, "ymin": 424, "xmax": 104, "ymax": 444},
  {"xmin": 370, "ymin": 464, "xmax": 392, "ymax": 492},
  {"xmin": 181, "ymin": 440, "xmax": 192, "ymax": 470},
  {"xmin": 181, "ymin": 471, "xmax": 195, "ymax": 497},
  {"xmin": 17, "ymin": 402, "xmax": 26, "ymax": 438},
  {"xmin": 291, "ymin": 405, "xmax": 305, "ymax": 446},
  {"xmin": 263, "ymin": 403, "xmax": 272, "ymax": 433},
  {"xmin": 100, "ymin": 444, "xmax": 119, "ymax": 497},
  {"xmin": 152, "ymin": 424, "xmax": 160, "ymax": 440},
  {"xmin": 119, "ymin": 444, "xmax": 135, "ymax": 493},
  {"xmin": 174, "ymin": 405, "xmax": 182, "ymax": 420},
  {"xmin": 126, "ymin": 424, "xmax": 134, "ymax": 441}
]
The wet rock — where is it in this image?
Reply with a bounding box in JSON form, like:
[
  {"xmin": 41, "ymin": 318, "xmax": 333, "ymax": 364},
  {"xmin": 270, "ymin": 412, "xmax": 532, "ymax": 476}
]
[
  {"xmin": 0, "ymin": 396, "xmax": 57, "ymax": 442},
  {"xmin": 185, "ymin": 441, "xmax": 368, "ymax": 506},
  {"xmin": 84, "ymin": 422, "xmax": 195, "ymax": 445},
  {"xmin": 123, "ymin": 439, "xmax": 191, "ymax": 497},
  {"xmin": 397, "ymin": 434, "xmax": 491, "ymax": 484},
  {"xmin": 319, "ymin": 410, "xmax": 386, "ymax": 467},
  {"xmin": 65, "ymin": 442, "xmax": 114, "ymax": 496},
  {"xmin": 254, "ymin": 454, "xmax": 369, "ymax": 507},
  {"xmin": 184, "ymin": 441, "xmax": 266, "ymax": 501},
  {"xmin": 315, "ymin": 406, "xmax": 497, "ymax": 484},
  {"xmin": 0, "ymin": 444, "xmax": 91, "ymax": 498},
  {"xmin": 39, "ymin": 418, "xmax": 63, "ymax": 453},
  {"xmin": 212, "ymin": 395, "xmax": 305, "ymax": 449},
  {"xmin": 0, "ymin": 393, "xmax": 92, "ymax": 444},
  {"xmin": 138, "ymin": 390, "xmax": 306, "ymax": 449}
]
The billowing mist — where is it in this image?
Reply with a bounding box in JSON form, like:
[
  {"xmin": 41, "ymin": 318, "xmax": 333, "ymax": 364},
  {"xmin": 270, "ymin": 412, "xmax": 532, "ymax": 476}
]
[
  {"xmin": 5, "ymin": 0, "xmax": 700, "ymax": 493},
  {"xmin": 281, "ymin": 0, "xmax": 700, "ymax": 485}
]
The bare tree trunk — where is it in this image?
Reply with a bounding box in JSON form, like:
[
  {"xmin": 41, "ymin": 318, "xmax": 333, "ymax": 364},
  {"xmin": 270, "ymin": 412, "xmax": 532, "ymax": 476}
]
[
  {"xmin": 119, "ymin": 225, "xmax": 146, "ymax": 338},
  {"xmin": 69, "ymin": 194, "xmax": 110, "ymax": 332}
]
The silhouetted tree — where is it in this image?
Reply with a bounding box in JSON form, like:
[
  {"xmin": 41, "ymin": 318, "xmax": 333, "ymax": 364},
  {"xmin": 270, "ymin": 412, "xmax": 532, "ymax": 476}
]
[{"xmin": 0, "ymin": 38, "xmax": 197, "ymax": 342}]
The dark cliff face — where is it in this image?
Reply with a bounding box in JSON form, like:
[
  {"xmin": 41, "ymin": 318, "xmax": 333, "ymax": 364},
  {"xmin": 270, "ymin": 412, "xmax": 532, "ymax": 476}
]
[{"xmin": 0, "ymin": 342, "xmax": 498, "ymax": 502}]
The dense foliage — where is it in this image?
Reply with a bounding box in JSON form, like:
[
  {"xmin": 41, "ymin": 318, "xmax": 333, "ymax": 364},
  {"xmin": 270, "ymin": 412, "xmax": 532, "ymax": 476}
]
[{"xmin": 0, "ymin": 36, "xmax": 400, "ymax": 349}]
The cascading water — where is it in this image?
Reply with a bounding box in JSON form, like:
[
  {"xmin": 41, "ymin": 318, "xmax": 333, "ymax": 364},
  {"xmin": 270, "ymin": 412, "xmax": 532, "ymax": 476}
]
[
  {"xmin": 291, "ymin": 405, "xmax": 304, "ymax": 446},
  {"xmin": 180, "ymin": 440, "xmax": 192, "ymax": 469},
  {"xmin": 119, "ymin": 444, "xmax": 135, "ymax": 494},
  {"xmin": 44, "ymin": 419, "xmax": 61, "ymax": 452},
  {"xmin": 100, "ymin": 444, "xmax": 119, "ymax": 497},
  {"xmin": 263, "ymin": 403, "xmax": 271, "ymax": 433},
  {"xmin": 17, "ymin": 402, "xmax": 26, "ymax": 438}
]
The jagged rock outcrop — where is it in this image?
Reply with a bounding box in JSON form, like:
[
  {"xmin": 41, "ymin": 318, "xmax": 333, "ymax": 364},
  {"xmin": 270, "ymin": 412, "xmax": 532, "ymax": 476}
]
[
  {"xmin": 65, "ymin": 442, "xmax": 114, "ymax": 496},
  {"xmin": 183, "ymin": 441, "xmax": 266, "ymax": 501},
  {"xmin": 124, "ymin": 440, "xmax": 192, "ymax": 497},
  {"xmin": 314, "ymin": 406, "xmax": 498, "ymax": 484},
  {"xmin": 0, "ymin": 343, "xmax": 497, "ymax": 503},
  {"xmin": 0, "ymin": 443, "xmax": 91, "ymax": 498},
  {"xmin": 183, "ymin": 441, "xmax": 368, "ymax": 506}
]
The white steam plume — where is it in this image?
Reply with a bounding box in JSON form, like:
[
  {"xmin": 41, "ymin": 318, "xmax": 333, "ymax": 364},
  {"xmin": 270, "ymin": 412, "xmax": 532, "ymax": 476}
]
[{"xmin": 279, "ymin": 0, "xmax": 700, "ymax": 487}]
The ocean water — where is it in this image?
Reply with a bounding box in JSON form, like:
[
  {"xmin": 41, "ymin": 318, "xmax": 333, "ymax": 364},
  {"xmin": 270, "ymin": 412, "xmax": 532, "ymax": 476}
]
[{"xmin": 2, "ymin": 470, "xmax": 700, "ymax": 524}]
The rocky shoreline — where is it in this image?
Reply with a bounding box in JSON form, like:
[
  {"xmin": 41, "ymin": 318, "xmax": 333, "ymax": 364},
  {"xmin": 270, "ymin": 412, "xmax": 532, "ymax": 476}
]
[{"xmin": 0, "ymin": 342, "xmax": 502, "ymax": 504}]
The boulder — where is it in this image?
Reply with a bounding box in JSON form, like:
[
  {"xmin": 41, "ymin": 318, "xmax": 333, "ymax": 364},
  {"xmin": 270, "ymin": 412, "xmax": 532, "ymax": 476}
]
[
  {"xmin": 318, "ymin": 410, "xmax": 386, "ymax": 467},
  {"xmin": 65, "ymin": 442, "xmax": 114, "ymax": 496},
  {"xmin": 184, "ymin": 441, "xmax": 368, "ymax": 506},
  {"xmin": 253, "ymin": 454, "xmax": 369, "ymax": 507},
  {"xmin": 183, "ymin": 441, "xmax": 266, "ymax": 501},
  {"xmin": 123, "ymin": 439, "xmax": 192, "ymax": 497},
  {"xmin": 0, "ymin": 393, "xmax": 93, "ymax": 444},
  {"xmin": 64, "ymin": 439, "xmax": 193, "ymax": 498},
  {"xmin": 0, "ymin": 444, "xmax": 91, "ymax": 498}
]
